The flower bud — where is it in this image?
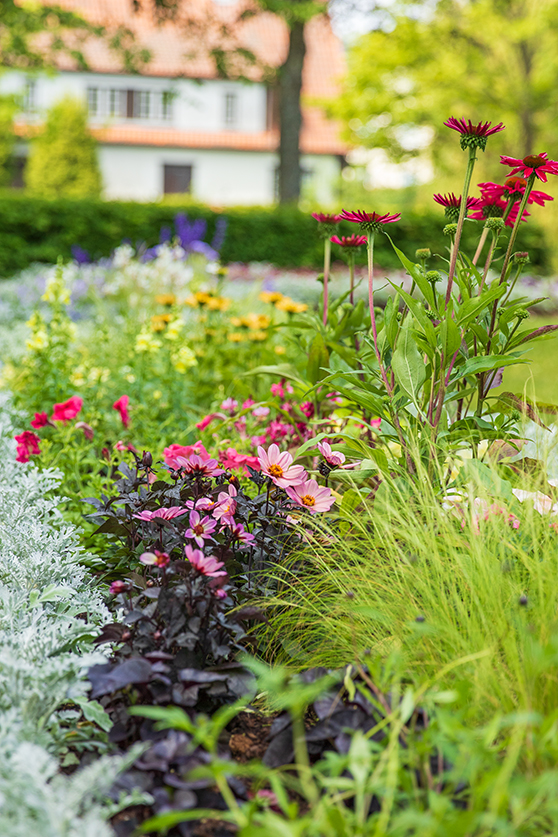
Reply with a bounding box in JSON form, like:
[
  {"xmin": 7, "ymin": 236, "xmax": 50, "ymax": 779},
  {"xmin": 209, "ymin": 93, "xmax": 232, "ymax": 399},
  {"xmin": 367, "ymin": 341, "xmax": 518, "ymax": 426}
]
[
  {"xmin": 512, "ymin": 251, "xmax": 530, "ymax": 266},
  {"xmin": 415, "ymin": 248, "xmax": 431, "ymax": 261},
  {"xmin": 516, "ymin": 309, "xmax": 529, "ymax": 321},
  {"xmin": 443, "ymin": 223, "xmax": 458, "ymax": 237},
  {"xmin": 142, "ymin": 450, "xmax": 153, "ymax": 468},
  {"xmin": 519, "ymin": 595, "xmax": 528, "ymax": 606},
  {"xmin": 485, "ymin": 217, "xmax": 505, "ymax": 232},
  {"xmin": 426, "ymin": 270, "xmax": 441, "ymax": 284}
]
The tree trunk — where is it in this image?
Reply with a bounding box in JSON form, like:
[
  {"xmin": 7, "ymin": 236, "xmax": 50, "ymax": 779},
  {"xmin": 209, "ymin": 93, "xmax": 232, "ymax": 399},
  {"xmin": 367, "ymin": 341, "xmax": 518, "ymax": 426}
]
[{"xmin": 277, "ymin": 19, "xmax": 306, "ymax": 204}]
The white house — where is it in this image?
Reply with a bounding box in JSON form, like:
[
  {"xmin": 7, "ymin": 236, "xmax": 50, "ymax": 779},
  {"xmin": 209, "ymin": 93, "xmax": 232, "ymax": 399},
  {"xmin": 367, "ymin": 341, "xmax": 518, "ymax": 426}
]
[{"xmin": 3, "ymin": 0, "xmax": 348, "ymax": 206}]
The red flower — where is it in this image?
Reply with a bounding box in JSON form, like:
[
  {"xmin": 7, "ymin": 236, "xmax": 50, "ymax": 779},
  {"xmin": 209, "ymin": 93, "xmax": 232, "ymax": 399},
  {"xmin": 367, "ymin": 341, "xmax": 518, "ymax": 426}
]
[
  {"xmin": 30, "ymin": 412, "xmax": 50, "ymax": 429},
  {"xmin": 339, "ymin": 210, "xmax": 401, "ymax": 232},
  {"xmin": 444, "ymin": 117, "xmax": 505, "ymax": 150},
  {"xmin": 469, "ymin": 196, "xmax": 527, "ymax": 227},
  {"xmin": 14, "ymin": 430, "xmax": 41, "ymax": 462},
  {"xmin": 311, "ymin": 213, "xmax": 342, "ymax": 224},
  {"xmin": 433, "ymin": 193, "xmax": 482, "ymax": 221},
  {"xmin": 51, "ymin": 396, "xmax": 83, "ymax": 423},
  {"xmin": 479, "ymin": 179, "xmax": 553, "ymax": 207},
  {"xmin": 330, "ymin": 234, "xmax": 368, "ymax": 248},
  {"xmin": 113, "ymin": 395, "xmax": 130, "ymax": 428},
  {"xmin": 500, "ymin": 153, "xmax": 558, "ymax": 183}
]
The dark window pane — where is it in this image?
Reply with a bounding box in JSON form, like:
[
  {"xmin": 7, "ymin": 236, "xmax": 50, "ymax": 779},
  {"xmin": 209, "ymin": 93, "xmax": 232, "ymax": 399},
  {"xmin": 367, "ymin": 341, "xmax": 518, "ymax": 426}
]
[
  {"xmin": 126, "ymin": 90, "xmax": 134, "ymax": 119},
  {"xmin": 163, "ymin": 164, "xmax": 192, "ymax": 194}
]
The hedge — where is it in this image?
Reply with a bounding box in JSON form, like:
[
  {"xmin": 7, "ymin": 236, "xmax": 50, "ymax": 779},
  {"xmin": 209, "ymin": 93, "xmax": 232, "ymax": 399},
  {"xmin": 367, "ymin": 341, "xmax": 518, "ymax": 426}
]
[{"xmin": 0, "ymin": 191, "xmax": 550, "ymax": 277}]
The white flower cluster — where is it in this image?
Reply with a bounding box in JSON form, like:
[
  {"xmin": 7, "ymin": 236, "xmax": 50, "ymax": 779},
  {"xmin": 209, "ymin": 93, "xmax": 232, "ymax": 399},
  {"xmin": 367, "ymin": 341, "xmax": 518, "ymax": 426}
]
[{"xmin": 0, "ymin": 397, "xmax": 144, "ymax": 834}]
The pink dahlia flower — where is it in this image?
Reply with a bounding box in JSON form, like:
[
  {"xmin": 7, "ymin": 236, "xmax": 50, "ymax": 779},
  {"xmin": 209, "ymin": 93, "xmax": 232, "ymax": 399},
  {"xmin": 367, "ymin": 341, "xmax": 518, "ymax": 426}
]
[
  {"xmin": 228, "ymin": 523, "xmax": 255, "ymax": 544},
  {"xmin": 213, "ymin": 485, "xmax": 237, "ymax": 524},
  {"xmin": 140, "ymin": 549, "xmax": 170, "ymax": 567},
  {"xmin": 500, "ymin": 152, "xmax": 558, "ymax": 183},
  {"xmin": 286, "ymin": 478, "xmax": 335, "ymax": 513},
  {"xmin": 185, "ymin": 510, "xmax": 217, "ymax": 546},
  {"xmin": 242, "ymin": 398, "xmax": 256, "ymax": 409},
  {"xmin": 185, "ymin": 497, "xmax": 215, "ymax": 511},
  {"xmin": 257, "ymin": 443, "xmax": 306, "ymax": 488},
  {"xmin": 317, "ymin": 441, "xmax": 346, "ymax": 467},
  {"xmin": 185, "ymin": 544, "xmax": 227, "ymax": 577},
  {"xmin": 30, "ymin": 411, "xmax": 50, "ymax": 429},
  {"xmin": 113, "ymin": 395, "xmax": 130, "ymax": 428},
  {"xmin": 175, "ymin": 453, "xmax": 224, "ymax": 477},
  {"xmin": 134, "ymin": 507, "xmax": 189, "ymax": 521},
  {"xmin": 164, "ymin": 442, "xmax": 209, "ymax": 469},
  {"xmin": 52, "ymin": 396, "xmax": 83, "ymax": 423}
]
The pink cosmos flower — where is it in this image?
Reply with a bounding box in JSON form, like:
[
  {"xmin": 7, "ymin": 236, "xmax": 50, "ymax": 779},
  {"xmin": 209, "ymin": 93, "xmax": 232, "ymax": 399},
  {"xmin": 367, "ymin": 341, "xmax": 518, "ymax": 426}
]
[
  {"xmin": 175, "ymin": 453, "xmax": 224, "ymax": 477},
  {"xmin": 31, "ymin": 412, "xmax": 50, "ymax": 429},
  {"xmin": 134, "ymin": 507, "xmax": 189, "ymax": 521},
  {"xmin": 500, "ymin": 152, "xmax": 558, "ymax": 182},
  {"xmin": 228, "ymin": 523, "xmax": 256, "ymax": 544},
  {"xmin": 196, "ymin": 413, "xmax": 218, "ymax": 431},
  {"xmin": 185, "ymin": 510, "xmax": 218, "ymax": 546},
  {"xmin": 330, "ymin": 234, "xmax": 368, "ymax": 248},
  {"xmin": 257, "ymin": 443, "xmax": 306, "ymax": 488},
  {"xmin": 286, "ymin": 478, "xmax": 335, "ymax": 513},
  {"xmin": 221, "ymin": 398, "xmax": 238, "ymax": 414},
  {"xmin": 213, "ymin": 485, "xmax": 237, "ymax": 524},
  {"xmin": 218, "ymin": 447, "xmax": 261, "ymax": 473},
  {"xmin": 51, "ymin": 396, "xmax": 83, "ymax": 423},
  {"xmin": 164, "ymin": 442, "xmax": 209, "ymax": 469},
  {"xmin": 252, "ymin": 406, "xmax": 270, "ymax": 419},
  {"xmin": 140, "ymin": 550, "xmax": 170, "ymax": 567},
  {"xmin": 242, "ymin": 398, "xmax": 256, "ymax": 409},
  {"xmin": 318, "ymin": 441, "xmax": 346, "ymax": 467},
  {"xmin": 185, "ymin": 544, "xmax": 227, "ymax": 577},
  {"xmin": 109, "ymin": 580, "xmax": 130, "ymax": 595},
  {"xmin": 339, "ymin": 209, "xmax": 401, "ymax": 232},
  {"xmin": 113, "ymin": 395, "xmax": 130, "ymax": 428}
]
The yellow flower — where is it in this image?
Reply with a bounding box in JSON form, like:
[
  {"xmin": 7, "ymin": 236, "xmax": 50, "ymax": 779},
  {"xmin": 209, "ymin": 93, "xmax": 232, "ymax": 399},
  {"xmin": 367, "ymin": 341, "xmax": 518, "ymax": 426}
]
[
  {"xmin": 153, "ymin": 389, "xmax": 163, "ymax": 400},
  {"xmin": 216, "ymin": 266, "xmax": 229, "ymax": 277},
  {"xmin": 230, "ymin": 316, "xmax": 243, "ymax": 327},
  {"xmin": 164, "ymin": 318, "xmax": 184, "ymax": 341},
  {"xmin": 227, "ymin": 332, "xmax": 245, "ymax": 343},
  {"xmin": 41, "ymin": 276, "xmax": 70, "ymax": 305},
  {"xmin": 248, "ymin": 330, "xmax": 267, "ymax": 341},
  {"xmin": 206, "ymin": 296, "xmax": 231, "ymax": 311},
  {"xmin": 259, "ymin": 291, "xmax": 284, "ymax": 304},
  {"xmin": 275, "ymin": 297, "xmax": 308, "ymax": 314},
  {"xmin": 135, "ymin": 332, "xmax": 162, "ymax": 353},
  {"xmin": 274, "ymin": 345, "xmax": 287, "ymax": 355},
  {"xmin": 172, "ymin": 345, "xmax": 197, "ymax": 373},
  {"xmin": 183, "ymin": 295, "xmax": 199, "ymax": 308},
  {"xmin": 26, "ymin": 330, "xmax": 49, "ymax": 351},
  {"xmin": 242, "ymin": 313, "xmax": 271, "ymax": 330},
  {"xmin": 155, "ymin": 293, "xmax": 176, "ymax": 306},
  {"xmin": 151, "ymin": 314, "xmax": 172, "ymax": 332}
]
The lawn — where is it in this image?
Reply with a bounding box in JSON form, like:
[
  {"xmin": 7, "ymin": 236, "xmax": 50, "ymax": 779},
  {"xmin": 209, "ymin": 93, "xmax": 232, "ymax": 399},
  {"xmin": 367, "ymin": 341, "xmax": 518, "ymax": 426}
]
[{"xmin": 494, "ymin": 314, "xmax": 558, "ymax": 404}]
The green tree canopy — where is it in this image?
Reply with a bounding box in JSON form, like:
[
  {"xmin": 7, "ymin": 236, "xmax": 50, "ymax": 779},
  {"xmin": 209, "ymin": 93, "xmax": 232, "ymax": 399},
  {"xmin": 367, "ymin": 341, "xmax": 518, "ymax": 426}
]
[
  {"xmin": 334, "ymin": 0, "xmax": 558, "ymax": 171},
  {"xmin": 25, "ymin": 97, "xmax": 102, "ymax": 198}
]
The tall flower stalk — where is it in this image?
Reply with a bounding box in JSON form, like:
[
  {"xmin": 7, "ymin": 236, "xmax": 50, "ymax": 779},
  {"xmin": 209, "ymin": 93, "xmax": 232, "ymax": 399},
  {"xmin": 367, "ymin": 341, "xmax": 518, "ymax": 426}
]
[{"xmin": 312, "ymin": 213, "xmax": 341, "ymax": 326}]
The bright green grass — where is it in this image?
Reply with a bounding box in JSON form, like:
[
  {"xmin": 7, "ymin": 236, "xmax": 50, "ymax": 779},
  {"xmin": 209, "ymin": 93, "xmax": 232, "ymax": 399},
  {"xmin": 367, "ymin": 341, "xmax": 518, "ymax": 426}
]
[{"xmin": 494, "ymin": 315, "xmax": 558, "ymax": 405}]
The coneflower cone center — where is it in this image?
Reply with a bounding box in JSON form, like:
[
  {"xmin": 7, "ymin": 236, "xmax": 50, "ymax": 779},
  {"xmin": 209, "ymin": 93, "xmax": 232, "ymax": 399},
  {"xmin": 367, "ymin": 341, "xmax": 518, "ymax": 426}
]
[{"xmin": 523, "ymin": 155, "xmax": 545, "ymax": 167}]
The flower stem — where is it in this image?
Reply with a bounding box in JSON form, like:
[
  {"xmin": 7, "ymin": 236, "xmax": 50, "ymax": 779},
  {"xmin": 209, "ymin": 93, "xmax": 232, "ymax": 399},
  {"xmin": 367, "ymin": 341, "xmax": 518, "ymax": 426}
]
[
  {"xmin": 367, "ymin": 231, "xmax": 378, "ymax": 349},
  {"xmin": 349, "ymin": 251, "xmax": 355, "ymax": 305},
  {"xmin": 323, "ymin": 238, "xmax": 331, "ymax": 326},
  {"xmin": 498, "ymin": 175, "xmax": 535, "ymax": 285},
  {"xmin": 472, "ymin": 226, "xmax": 488, "ymax": 266},
  {"xmin": 446, "ymin": 146, "xmax": 477, "ymax": 306}
]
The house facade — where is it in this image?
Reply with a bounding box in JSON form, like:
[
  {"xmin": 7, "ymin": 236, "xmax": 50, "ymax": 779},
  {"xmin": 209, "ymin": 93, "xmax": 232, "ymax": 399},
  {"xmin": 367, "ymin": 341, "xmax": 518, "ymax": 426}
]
[{"xmin": 3, "ymin": 0, "xmax": 347, "ymax": 206}]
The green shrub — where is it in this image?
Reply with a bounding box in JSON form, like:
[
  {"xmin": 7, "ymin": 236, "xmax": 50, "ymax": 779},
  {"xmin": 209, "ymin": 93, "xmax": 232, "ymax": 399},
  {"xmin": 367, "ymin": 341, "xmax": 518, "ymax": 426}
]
[
  {"xmin": 25, "ymin": 97, "xmax": 102, "ymax": 199},
  {"xmin": 0, "ymin": 191, "xmax": 550, "ymax": 277}
]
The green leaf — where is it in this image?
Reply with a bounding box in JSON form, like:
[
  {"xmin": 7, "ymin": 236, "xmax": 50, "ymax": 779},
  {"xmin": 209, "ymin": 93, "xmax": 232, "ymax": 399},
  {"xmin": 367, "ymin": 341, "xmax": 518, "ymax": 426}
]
[
  {"xmin": 391, "ymin": 322, "xmax": 426, "ymax": 403},
  {"xmin": 306, "ymin": 333, "xmax": 329, "ymax": 385},
  {"xmin": 74, "ymin": 696, "xmax": 112, "ymax": 732},
  {"xmin": 457, "ymin": 353, "xmax": 527, "ymax": 378}
]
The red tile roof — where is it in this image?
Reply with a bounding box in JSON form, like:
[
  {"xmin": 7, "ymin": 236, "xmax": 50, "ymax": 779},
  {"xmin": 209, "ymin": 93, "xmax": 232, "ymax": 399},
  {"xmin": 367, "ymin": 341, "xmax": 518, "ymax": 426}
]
[{"xmin": 39, "ymin": 0, "xmax": 347, "ymax": 155}]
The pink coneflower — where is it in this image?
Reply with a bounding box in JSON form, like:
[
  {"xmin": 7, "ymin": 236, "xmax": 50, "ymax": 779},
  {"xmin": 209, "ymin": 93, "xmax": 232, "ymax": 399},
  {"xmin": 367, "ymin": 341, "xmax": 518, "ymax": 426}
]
[
  {"xmin": 134, "ymin": 507, "xmax": 189, "ymax": 521},
  {"xmin": 257, "ymin": 443, "xmax": 306, "ymax": 488},
  {"xmin": 500, "ymin": 152, "xmax": 558, "ymax": 182},
  {"xmin": 185, "ymin": 510, "xmax": 218, "ymax": 546},
  {"xmin": 185, "ymin": 544, "xmax": 227, "ymax": 577},
  {"xmin": 228, "ymin": 523, "xmax": 256, "ymax": 544},
  {"xmin": 220, "ymin": 397, "xmax": 238, "ymax": 414},
  {"xmin": 444, "ymin": 117, "xmax": 505, "ymax": 151},
  {"xmin": 31, "ymin": 411, "xmax": 50, "ymax": 429},
  {"xmin": 113, "ymin": 395, "xmax": 130, "ymax": 428},
  {"xmin": 331, "ymin": 234, "xmax": 368, "ymax": 248},
  {"xmin": 339, "ymin": 209, "xmax": 401, "ymax": 233},
  {"xmin": 140, "ymin": 550, "xmax": 170, "ymax": 568},
  {"xmin": 317, "ymin": 440, "xmax": 346, "ymax": 467},
  {"xmin": 311, "ymin": 212, "xmax": 342, "ymax": 231},
  {"xmin": 469, "ymin": 196, "xmax": 526, "ymax": 227},
  {"xmin": 175, "ymin": 453, "xmax": 224, "ymax": 477},
  {"xmin": 51, "ymin": 395, "xmax": 83, "ymax": 423},
  {"xmin": 212, "ymin": 485, "xmax": 237, "ymax": 525},
  {"xmin": 432, "ymin": 193, "xmax": 482, "ymax": 221},
  {"xmin": 479, "ymin": 178, "xmax": 553, "ymax": 207},
  {"xmin": 286, "ymin": 478, "xmax": 335, "ymax": 513}
]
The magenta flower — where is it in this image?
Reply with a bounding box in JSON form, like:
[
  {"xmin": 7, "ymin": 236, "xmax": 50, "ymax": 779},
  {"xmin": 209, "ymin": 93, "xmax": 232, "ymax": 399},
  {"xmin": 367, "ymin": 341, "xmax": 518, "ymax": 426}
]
[
  {"xmin": 469, "ymin": 195, "xmax": 527, "ymax": 227},
  {"xmin": 212, "ymin": 485, "xmax": 238, "ymax": 524},
  {"xmin": 185, "ymin": 544, "xmax": 227, "ymax": 577},
  {"xmin": 185, "ymin": 497, "xmax": 215, "ymax": 511},
  {"xmin": 479, "ymin": 178, "xmax": 553, "ymax": 207},
  {"xmin": 164, "ymin": 442, "xmax": 209, "ymax": 469},
  {"xmin": 218, "ymin": 447, "xmax": 261, "ymax": 473},
  {"xmin": 317, "ymin": 440, "xmax": 346, "ymax": 467},
  {"xmin": 331, "ymin": 234, "xmax": 368, "ymax": 248},
  {"xmin": 185, "ymin": 510, "xmax": 218, "ymax": 546},
  {"xmin": 196, "ymin": 413, "xmax": 218, "ymax": 431},
  {"xmin": 140, "ymin": 550, "xmax": 170, "ymax": 568},
  {"xmin": 228, "ymin": 523, "xmax": 256, "ymax": 544},
  {"xmin": 433, "ymin": 193, "xmax": 482, "ymax": 221},
  {"xmin": 270, "ymin": 382, "xmax": 285, "ymax": 398},
  {"xmin": 220, "ymin": 398, "xmax": 238, "ymax": 414},
  {"xmin": 370, "ymin": 417, "xmax": 381, "ymax": 430},
  {"xmin": 113, "ymin": 395, "xmax": 130, "ymax": 428},
  {"xmin": 300, "ymin": 401, "xmax": 314, "ymax": 419},
  {"xmin": 134, "ymin": 507, "xmax": 189, "ymax": 521},
  {"xmin": 51, "ymin": 395, "xmax": 83, "ymax": 423},
  {"xmin": 14, "ymin": 430, "xmax": 41, "ymax": 462},
  {"xmin": 175, "ymin": 453, "xmax": 224, "ymax": 477},
  {"xmin": 312, "ymin": 212, "xmax": 343, "ymax": 225},
  {"xmin": 267, "ymin": 420, "xmax": 291, "ymax": 442},
  {"xmin": 339, "ymin": 209, "xmax": 401, "ymax": 233},
  {"xmin": 30, "ymin": 411, "xmax": 50, "ymax": 429},
  {"xmin": 444, "ymin": 117, "xmax": 505, "ymax": 151},
  {"xmin": 500, "ymin": 152, "xmax": 558, "ymax": 182},
  {"xmin": 252, "ymin": 405, "xmax": 270, "ymax": 419},
  {"xmin": 242, "ymin": 398, "xmax": 256, "ymax": 409},
  {"xmin": 257, "ymin": 443, "xmax": 306, "ymax": 488},
  {"xmin": 286, "ymin": 478, "xmax": 335, "ymax": 513},
  {"xmin": 109, "ymin": 580, "xmax": 130, "ymax": 595}
]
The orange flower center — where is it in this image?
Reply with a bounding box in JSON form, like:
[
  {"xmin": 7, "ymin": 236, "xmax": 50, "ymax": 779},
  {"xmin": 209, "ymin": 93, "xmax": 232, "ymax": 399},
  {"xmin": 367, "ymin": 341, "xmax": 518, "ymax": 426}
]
[
  {"xmin": 523, "ymin": 155, "xmax": 545, "ymax": 167},
  {"xmin": 268, "ymin": 464, "xmax": 284, "ymax": 478},
  {"xmin": 504, "ymin": 176, "xmax": 526, "ymax": 189},
  {"xmin": 193, "ymin": 524, "xmax": 204, "ymax": 535},
  {"xmin": 301, "ymin": 495, "xmax": 316, "ymax": 507}
]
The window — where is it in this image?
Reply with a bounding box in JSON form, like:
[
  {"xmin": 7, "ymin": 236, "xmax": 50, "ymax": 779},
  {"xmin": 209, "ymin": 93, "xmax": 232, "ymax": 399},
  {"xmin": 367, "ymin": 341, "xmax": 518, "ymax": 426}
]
[
  {"xmin": 109, "ymin": 89, "xmax": 124, "ymax": 117},
  {"xmin": 125, "ymin": 90, "xmax": 151, "ymax": 119},
  {"xmin": 163, "ymin": 164, "xmax": 192, "ymax": 194},
  {"xmin": 23, "ymin": 80, "xmax": 36, "ymax": 113},
  {"xmin": 224, "ymin": 92, "xmax": 237, "ymax": 127},
  {"xmin": 161, "ymin": 91, "xmax": 173, "ymax": 120},
  {"xmin": 87, "ymin": 87, "xmax": 98, "ymax": 116}
]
